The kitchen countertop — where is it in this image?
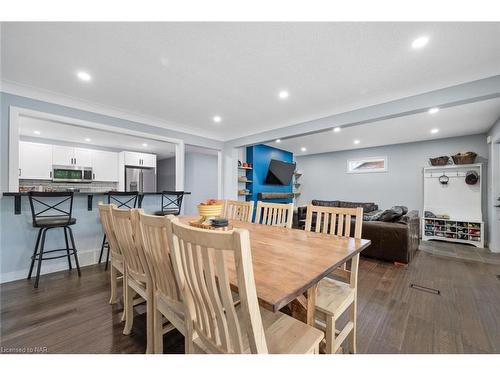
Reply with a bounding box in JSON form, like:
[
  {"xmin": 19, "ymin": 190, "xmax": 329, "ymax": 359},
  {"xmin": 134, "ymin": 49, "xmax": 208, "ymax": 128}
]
[{"xmin": 2, "ymin": 191, "xmax": 190, "ymax": 214}]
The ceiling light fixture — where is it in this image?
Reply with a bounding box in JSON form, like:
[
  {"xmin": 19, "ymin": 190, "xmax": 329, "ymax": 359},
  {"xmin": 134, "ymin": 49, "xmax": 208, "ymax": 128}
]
[
  {"xmin": 430, "ymin": 128, "xmax": 439, "ymax": 134},
  {"xmin": 85, "ymin": 138, "xmax": 91, "ymax": 142},
  {"xmin": 76, "ymin": 71, "xmax": 92, "ymax": 82},
  {"xmin": 142, "ymin": 143, "xmax": 148, "ymax": 147},
  {"xmin": 33, "ymin": 130, "xmax": 41, "ymax": 135},
  {"xmin": 333, "ymin": 127, "xmax": 341, "ymax": 133},
  {"xmin": 213, "ymin": 116, "xmax": 222, "ymax": 123},
  {"xmin": 301, "ymin": 147, "xmax": 307, "ymax": 152},
  {"xmin": 278, "ymin": 90, "xmax": 289, "ymax": 99},
  {"xmin": 275, "ymin": 139, "xmax": 281, "ymax": 143},
  {"xmin": 428, "ymin": 107, "xmax": 440, "ymax": 114},
  {"xmin": 353, "ymin": 139, "xmax": 360, "ymax": 145},
  {"xmin": 411, "ymin": 36, "xmax": 429, "ymax": 49}
]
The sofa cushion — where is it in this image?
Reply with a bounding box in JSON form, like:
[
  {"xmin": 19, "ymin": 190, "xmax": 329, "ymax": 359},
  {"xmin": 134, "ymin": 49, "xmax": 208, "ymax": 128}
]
[
  {"xmin": 338, "ymin": 201, "xmax": 378, "ymax": 213},
  {"xmin": 379, "ymin": 206, "xmax": 408, "ymax": 222}
]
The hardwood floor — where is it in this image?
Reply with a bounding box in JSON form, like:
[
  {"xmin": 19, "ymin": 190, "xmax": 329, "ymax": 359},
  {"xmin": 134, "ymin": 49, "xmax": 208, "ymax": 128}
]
[{"xmin": 1, "ymin": 249, "xmax": 499, "ymax": 354}]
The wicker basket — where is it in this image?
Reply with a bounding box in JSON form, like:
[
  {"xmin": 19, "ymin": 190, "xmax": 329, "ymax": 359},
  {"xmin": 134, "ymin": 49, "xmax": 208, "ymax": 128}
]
[
  {"xmin": 452, "ymin": 152, "xmax": 477, "ymax": 165},
  {"xmin": 429, "ymin": 156, "xmax": 450, "ymax": 166}
]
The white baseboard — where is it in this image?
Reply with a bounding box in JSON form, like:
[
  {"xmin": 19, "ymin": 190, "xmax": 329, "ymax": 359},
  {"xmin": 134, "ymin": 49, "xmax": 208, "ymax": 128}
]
[{"xmin": 0, "ymin": 248, "xmax": 102, "ymax": 284}]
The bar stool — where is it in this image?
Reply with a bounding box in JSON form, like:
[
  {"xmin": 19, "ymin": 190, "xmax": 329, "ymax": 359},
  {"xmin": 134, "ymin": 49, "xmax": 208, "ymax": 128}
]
[
  {"xmin": 98, "ymin": 192, "xmax": 139, "ymax": 270},
  {"xmin": 153, "ymin": 191, "xmax": 184, "ymax": 216},
  {"xmin": 27, "ymin": 191, "xmax": 81, "ymax": 288}
]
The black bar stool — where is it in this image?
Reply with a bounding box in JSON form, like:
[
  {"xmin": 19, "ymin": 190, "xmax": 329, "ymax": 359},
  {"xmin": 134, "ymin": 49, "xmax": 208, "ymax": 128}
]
[
  {"xmin": 27, "ymin": 191, "xmax": 81, "ymax": 288},
  {"xmin": 98, "ymin": 191, "xmax": 139, "ymax": 270},
  {"xmin": 154, "ymin": 191, "xmax": 185, "ymax": 216}
]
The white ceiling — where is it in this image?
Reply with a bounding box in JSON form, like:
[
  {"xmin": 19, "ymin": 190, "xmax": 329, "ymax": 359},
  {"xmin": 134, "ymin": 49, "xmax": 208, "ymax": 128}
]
[
  {"xmin": 264, "ymin": 97, "xmax": 500, "ymax": 155},
  {"xmin": 19, "ymin": 116, "xmax": 176, "ymax": 159},
  {"xmin": 2, "ymin": 22, "xmax": 499, "ymax": 141}
]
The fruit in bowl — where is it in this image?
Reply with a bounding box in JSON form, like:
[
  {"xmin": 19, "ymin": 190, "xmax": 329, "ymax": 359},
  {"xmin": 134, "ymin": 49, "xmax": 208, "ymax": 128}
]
[{"xmin": 197, "ymin": 199, "xmax": 224, "ymax": 222}]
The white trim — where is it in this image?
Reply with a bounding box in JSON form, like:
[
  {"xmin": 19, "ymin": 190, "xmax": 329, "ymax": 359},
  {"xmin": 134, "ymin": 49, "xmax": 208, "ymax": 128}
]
[
  {"xmin": 8, "ymin": 106, "xmax": 186, "ymax": 193},
  {"xmin": 2, "ymin": 80, "xmax": 224, "ymax": 141},
  {"xmin": 346, "ymin": 156, "xmax": 388, "ymax": 174}
]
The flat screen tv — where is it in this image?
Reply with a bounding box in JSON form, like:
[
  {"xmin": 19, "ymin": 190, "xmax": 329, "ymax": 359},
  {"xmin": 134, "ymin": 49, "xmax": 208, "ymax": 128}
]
[{"xmin": 265, "ymin": 159, "xmax": 296, "ymax": 185}]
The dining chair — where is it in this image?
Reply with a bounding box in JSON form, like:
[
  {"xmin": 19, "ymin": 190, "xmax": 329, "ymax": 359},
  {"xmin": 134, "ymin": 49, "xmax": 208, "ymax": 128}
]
[
  {"xmin": 304, "ymin": 204, "xmax": 363, "ymax": 354},
  {"xmin": 223, "ymin": 199, "xmax": 254, "ymax": 222},
  {"xmin": 111, "ymin": 206, "xmax": 154, "ymax": 354},
  {"xmin": 98, "ymin": 203, "xmax": 125, "ymax": 309},
  {"xmin": 254, "ymin": 201, "xmax": 294, "ymax": 228},
  {"xmin": 139, "ymin": 212, "xmax": 186, "ymax": 354},
  {"xmin": 165, "ymin": 217, "xmax": 324, "ymax": 354}
]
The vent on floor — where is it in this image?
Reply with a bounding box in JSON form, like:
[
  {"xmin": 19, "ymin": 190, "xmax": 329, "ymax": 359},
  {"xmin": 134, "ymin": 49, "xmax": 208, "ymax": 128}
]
[{"xmin": 409, "ymin": 283, "xmax": 440, "ymax": 295}]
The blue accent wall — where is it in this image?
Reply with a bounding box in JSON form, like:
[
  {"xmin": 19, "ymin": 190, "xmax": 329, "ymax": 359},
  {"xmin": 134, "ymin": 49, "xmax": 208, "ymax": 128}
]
[{"xmin": 246, "ymin": 144, "xmax": 294, "ymax": 204}]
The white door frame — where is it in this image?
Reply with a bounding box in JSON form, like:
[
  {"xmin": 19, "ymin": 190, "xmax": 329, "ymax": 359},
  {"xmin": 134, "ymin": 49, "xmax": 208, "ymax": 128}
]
[{"xmin": 8, "ymin": 106, "xmax": 185, "ymax": 192}]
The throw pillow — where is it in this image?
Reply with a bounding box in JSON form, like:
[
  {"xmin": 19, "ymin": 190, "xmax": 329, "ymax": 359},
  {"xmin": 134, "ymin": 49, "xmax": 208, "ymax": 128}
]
[
  {"xmin": 378, "ymin": 206, "xmax": 406, "ymax": 222},
  {"xmin": 363, "ymin": 210, "xmax": 383, "ymax": 221}
]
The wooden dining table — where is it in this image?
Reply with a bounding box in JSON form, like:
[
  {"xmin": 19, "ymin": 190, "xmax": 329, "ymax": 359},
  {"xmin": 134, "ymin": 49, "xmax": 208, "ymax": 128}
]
[{"xmin": 179, "ymin": 216, "xmax": 371, "ymax": 327}]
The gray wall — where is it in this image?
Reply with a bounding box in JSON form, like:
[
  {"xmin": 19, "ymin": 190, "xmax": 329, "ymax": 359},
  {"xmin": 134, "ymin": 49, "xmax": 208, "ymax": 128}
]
[
  {"xmin": 296, "ymin": 134, "xmax": 489, "ymax": 220},
  {"xmin": 157, "ymin": 157, "xmax": 176, "ymax": 191},
  {"xmin": 184, "ymin": 152, "xmax": 218, "ymax": 216}
]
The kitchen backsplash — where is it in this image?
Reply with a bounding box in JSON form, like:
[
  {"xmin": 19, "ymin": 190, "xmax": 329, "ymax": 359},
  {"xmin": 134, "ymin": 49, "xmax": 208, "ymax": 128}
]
[{"xmin": 19, "ymin": 179, "xmax": 118, "ymax": 193}]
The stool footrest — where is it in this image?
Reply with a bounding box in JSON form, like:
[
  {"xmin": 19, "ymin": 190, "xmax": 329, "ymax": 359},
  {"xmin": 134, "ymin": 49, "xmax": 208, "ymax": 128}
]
[{"xmin": 32, "ymin": 248, "xmax": 78, "ymax": 261}]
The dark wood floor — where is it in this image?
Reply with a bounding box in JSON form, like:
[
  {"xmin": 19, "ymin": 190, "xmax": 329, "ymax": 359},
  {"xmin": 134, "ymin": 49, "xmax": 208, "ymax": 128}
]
[{"xmin": 1, "ymin": 250, "xmax": 499, "ymax": 354}]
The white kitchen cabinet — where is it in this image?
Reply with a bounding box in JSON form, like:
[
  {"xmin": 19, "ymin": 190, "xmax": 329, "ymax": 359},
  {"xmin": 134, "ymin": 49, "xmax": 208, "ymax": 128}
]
[
  {"xmin": 52, "ymin": 145, "xmax": 75, "ymax": 165},
  {"xmin": 92, "ymin": 150, "xmax": 119, "ymax": 182},
  {"xmin": 123, "ymin": 151, "xmax": 156, "ymax": 168},
  {"xmin": 53, "ymin": 145, "xmax": 92, "ymax": 167},
  {"xmin": 19, "ymin": 141, "xmax": 53, "ymax": 180},
  {"xmin": 74, "ymin": 148, "xmax": 92, "ymax": 167}
]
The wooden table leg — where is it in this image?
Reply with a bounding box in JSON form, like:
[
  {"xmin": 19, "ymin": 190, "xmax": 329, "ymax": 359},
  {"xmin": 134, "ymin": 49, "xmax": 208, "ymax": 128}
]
[{"xmin": 289, "ymin": 283, "xmax": 318, "ymax": 326}]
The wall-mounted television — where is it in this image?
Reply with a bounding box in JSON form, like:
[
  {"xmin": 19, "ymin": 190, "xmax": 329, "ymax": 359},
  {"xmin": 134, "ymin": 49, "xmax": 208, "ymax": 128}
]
[{"xmin": 265, "ymin": 159, "xmax": 296, "ymax": 185}]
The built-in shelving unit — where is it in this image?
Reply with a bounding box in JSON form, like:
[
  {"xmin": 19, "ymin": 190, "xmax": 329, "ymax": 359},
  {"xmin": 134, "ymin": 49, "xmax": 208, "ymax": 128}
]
[
  {"xmin": 293, "ymin": 170, "xmax": 302, "ymax": 202},
  {"xmin": 423, "ymin": 218, "xmax": 484, "ymax": 247}
]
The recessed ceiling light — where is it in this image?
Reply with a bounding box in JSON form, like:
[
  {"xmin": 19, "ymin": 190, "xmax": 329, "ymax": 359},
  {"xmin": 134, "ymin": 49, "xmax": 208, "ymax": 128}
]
[
  {"xmin": 412, "ymin": 36, "xmax": 429, "ymax": 49},
  {"xmin": 300, "ymin": 147, "xmax": 307, "ymax": 152},
  {"xmin": 76, "ymin": 71, "xmax": 92, "ymax": 82},
  {"xmin": 85, "ymin": 138, "xmax": 91, "ymax": 142},
  {"xmin": 353, "ymin": 139, "xmax": 360, "ymax": 145},
  {"xmin": 428, "ymin": 107, "xmax": 440, "ymax": 114},
  {"xmin": 278, "ymin": 90, "xmax": 289, "ymax": 99},
  {"xmin": 213, "ymin": 116, "xmax": 222, "ymax": 123},
  {"xmin": 275, "ymin": 139, "xmax": 281, "ymax": 143},
  {"xmin": 142, "ymin": 143, "xmax": 148, "ymax": 147},
  {"xmin": 333, "ymin": 127, "xmax": 341, "ymax": 133},
  {"xmin": 430, "ymin": 128, "xmax": 439, "ymax": 134},
  {"xmin": 33, "ymin": 130, "xmax": 41, "ymax": 135}
]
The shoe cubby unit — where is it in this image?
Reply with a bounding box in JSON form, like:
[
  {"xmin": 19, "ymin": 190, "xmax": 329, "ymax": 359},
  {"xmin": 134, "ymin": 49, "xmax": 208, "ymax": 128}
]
[{"xmin": 422, "ymin": 218, "xmax": 484, "ymax": 247}]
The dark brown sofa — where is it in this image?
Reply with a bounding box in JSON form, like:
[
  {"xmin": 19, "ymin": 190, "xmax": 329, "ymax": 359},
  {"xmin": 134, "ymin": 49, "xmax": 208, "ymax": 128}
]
[{"xmin": 295, "ymin": 200, "xmax": 420, "ymax": 264}]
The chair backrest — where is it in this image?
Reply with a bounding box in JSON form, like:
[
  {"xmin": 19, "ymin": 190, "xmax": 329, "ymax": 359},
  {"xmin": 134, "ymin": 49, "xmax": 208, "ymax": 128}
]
[
  {"xmin": 223, "ymin": 200, "xmax": 254, "ymax": 222},
  {"xmin": 111, "ymin": 207, "xmax": 148, "ymax": 283},
  {"xmin": 139, "ymin": 212, "xmax": 182, "ymax": 308},
  {"xmin": 107, "ymin": 191, "xmax": 139, "ymax": 208},
  {"xmin": 254, "ymin": 201, "xmax": 294, "ymax": 228},
  {"xmin": 166, "ymin": 217, "xmax": 268, "ymax": 354},
  {"xmin": 98, "ymin": 203, "xmax": 121, "ymax": 258},
  {"xmin": 304, "ymin": 204, "xmax": 363, "ymax": 288},
  {"xmin": 160, "ymin": 191, "xmax": 185, "ymax": 215},
  {"xmin": 28, "ymin": 191, "xmax": 74, "ymax": 226}
]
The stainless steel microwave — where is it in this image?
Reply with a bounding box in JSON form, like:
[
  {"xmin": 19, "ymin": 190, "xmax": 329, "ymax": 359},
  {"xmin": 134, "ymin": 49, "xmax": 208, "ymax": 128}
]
[{"xmin": 52, "ymin": 165, "xmax": 93, "ymax": 183}]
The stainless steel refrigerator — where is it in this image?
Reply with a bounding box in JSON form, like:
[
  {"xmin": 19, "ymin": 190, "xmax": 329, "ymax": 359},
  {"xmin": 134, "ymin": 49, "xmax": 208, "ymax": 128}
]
[{"xmin": 125, "ymin": 167, "xmax": 156, "ymax": 192}]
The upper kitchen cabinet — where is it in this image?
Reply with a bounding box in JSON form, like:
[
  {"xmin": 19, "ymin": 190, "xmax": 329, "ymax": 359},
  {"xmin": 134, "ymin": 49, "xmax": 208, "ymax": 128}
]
[
  {"xmin": 122, "ymin": 151, "xmax": 157, "ymax": 168},
  {"xmin": 53, "ymin": 145, "xmax": 92, "ymax": 167},
  {"xmin": 19, "ymin": 141, "xmax": 53, "ymax": 180},
  {"xmin": 92, "ymin": 150, "xmax": 119, "ymax": 182}
]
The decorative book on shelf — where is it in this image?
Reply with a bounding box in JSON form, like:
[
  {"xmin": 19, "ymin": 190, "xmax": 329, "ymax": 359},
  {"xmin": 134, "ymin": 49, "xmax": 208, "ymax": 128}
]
[{"xmin": 422, "ymin": 164, "xmax": 483, "ymax": 248}]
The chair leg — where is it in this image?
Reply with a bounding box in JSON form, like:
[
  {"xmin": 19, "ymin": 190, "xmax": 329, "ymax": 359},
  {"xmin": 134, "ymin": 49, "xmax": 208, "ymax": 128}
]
[
  {"xmin": 109, "ymin": 265, "xmax": 118, "ymax": 304},
  {"xmin": 325, "ymin": 314, "xmax": 336, "ymax": 354},
  {"xmin": 98, "ymin": 234, "xmax": 107, "ymax": 263},
  {"xmin": 145, "ymin": 287, "xmax": 154, "ymax": 354},
  {"xmin": 123, "ymin": 282, "xmax": 135, "ymax": 335},
  {"xmin": 27, "ymin": 228, "xmax": 43, "ymax": 280},
  {"xmin": 67, "ymin": 227, "xmax": 81, "ymax": 277},
  {"xmin": 153, "ymin": 307, "xmax": 164, "ymax": 354},
  {"xmin": 63, "ymin": 227, "xmax": 72, "ymax": 270},
  {"xmin": 348, "ymin": 298, "xmax": 357, "ymax": 354},
  {"xmin": 34, "ymin": 228, "xmax": 48, "ymax": 289},
  {"xmin": 185, "ymin": 321, "xmax": 195, "ymax": 354},
  {"xmin": 121, "ymin": 272, "xmax": 127, "ymax": 322},
  {"xmin": 104, "ymin": 243, "xmax": 110, "ymax": 271}
]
